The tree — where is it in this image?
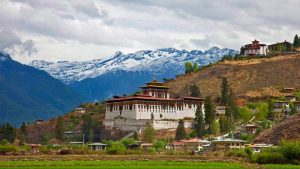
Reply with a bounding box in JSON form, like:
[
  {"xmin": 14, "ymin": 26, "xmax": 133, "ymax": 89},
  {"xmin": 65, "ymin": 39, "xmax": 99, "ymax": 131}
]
[
  {"xmin": 225, "ymin": 106, "xmax": 233, "ymax": 130},
  {"xmin": 0, "ymin": 124, "xmax": 16, "ymax": 143},
  {"xmin": 219, "ymin": 115, "xmax": 230, "ymax": 133},
  {"xmin": 240, "ymin": 106, "xmax": 253, "ymax": 123},
  {"xmin": 185, "ymin": 62, "xmax": 193, "ymax": 74},
  {"xmin": 267, "ymin": 98, "xmax": 275, "ymax": 119},
  {"xmin": 82, "ymin": 114, "xmax": 92, "ymax": 142},
  {"xmin": 193, "ymin": 106, "xmax": 205, "ymax": 138},
  {"xmin": 133, "ymin": 131, "xmax": 139, "ymax": 140},
  {"xmin": 221, "ymin": 77, "xmax": 229, "ymax": 105},
  {"xmin": 290, "ymin": 103, "xmax": 297, "ymax": 115},
  {"xmin": 240, "ymin": 46, "xmax": 245, "ymax": 55},
  {"xmin": 204, "ymin": 96, "xmax": 216, "ymax": 134},
  {"xmin": 143, "ymin": 123, "xmax": 155, "ymax": 143},
  {"xmin": 211, "ymin": 120, "xmax": 220, "ymax": 135},
  {"xmin": 193, "ymin": 62, "xmax": 199, "ymax": 71},
  {"xmin": 255, "ymin": 102, "xmax": 269, "ymax": 120},
  {"xmin": 228, "ymin": 89, "xmax": 239, "ymax": 119},
  {"xmin": 294, "ymin": 34, "xmax": 299, "ymax": 47},
  {"xmin": 175, "ymin": 119, "xmax": 186, "ymax": 140},
  {"xmin": 19, "ymin": 123, "xmax": 27, "ymax": 143},
  {"xmin": 190, "ymin": 84, "xmax": 201, "ymax": 97},
  {"xmin": 55, "ymin": 116, "xmax": 64, "ymax": 141}
]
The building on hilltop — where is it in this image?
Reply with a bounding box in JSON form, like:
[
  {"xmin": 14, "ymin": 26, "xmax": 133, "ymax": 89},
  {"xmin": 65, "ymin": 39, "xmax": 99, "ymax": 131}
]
[
  {"xmin": 243, "ymin": 39, "xmax": 267, "ymax": 56},
  {"xmin": 104, "ymin": 80, "xmax": 204, "ymax": 132}
]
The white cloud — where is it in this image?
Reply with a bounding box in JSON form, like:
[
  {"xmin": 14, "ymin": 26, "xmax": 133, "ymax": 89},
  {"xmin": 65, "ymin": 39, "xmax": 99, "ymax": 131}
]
[{"xmin": 0, "ymin": 0, "xmax": 299, "ymax": 63}]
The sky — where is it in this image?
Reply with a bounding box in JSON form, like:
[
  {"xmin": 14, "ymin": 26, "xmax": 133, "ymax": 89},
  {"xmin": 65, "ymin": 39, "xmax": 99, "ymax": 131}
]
[{"xmin": 0, "ymin": 0, "xmax": 299, "ymax": 64}]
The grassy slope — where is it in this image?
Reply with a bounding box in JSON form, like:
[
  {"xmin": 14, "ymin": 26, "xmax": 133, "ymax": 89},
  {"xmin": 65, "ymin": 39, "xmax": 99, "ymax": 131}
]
[{"xmin": 165, "ymin": 54, "xmax": 300, "ymax": 100}]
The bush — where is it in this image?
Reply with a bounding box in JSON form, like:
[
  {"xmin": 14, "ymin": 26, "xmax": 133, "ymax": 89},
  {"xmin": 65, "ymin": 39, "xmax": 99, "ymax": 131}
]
[
  {"xmin": 121, "ymin": 138, "xmax": 135, "ymax": 147},
  {"xmin": 279, "ymin": 140, "xmax": 300, "ymax": 161},
  {"xmin": 106, "ymin": 141, "xmax": 126, "ymax": 154},
  {"xmin": 154, "ymin": 140, "xmax": 166, "ymax": 151},
  {"xmin": 252, "ymin": 152, "xmax": 286, "ymax": 164},
  {"xmin": 0, "ymin": 145, "xmax": 18, "ymax": 154},
  {"xmin": 225, "ymin": 149, "xmax": 248, "ymax": 158},
  {"xmin": 58, "ymin": 149, "xmax": 72, "ymax": 155}
]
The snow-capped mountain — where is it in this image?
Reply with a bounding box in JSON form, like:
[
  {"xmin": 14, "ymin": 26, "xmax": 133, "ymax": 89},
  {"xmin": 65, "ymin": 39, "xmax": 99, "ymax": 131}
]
[{"xmin": 29, "ymin": 47, "xmax": 237, "ymax": 84}]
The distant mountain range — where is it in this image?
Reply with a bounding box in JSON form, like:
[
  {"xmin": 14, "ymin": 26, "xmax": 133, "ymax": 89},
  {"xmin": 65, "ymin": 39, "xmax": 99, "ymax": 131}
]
[
  {"xmin": 0, "ymin": 52, "xmax": 83, "ymax": 126},
  {"xmin": 30, "ymin": 47, "xmax": 237, "ymax": 101}
]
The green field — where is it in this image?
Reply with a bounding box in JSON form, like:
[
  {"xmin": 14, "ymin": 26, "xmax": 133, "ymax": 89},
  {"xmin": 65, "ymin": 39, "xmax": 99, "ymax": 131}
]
[
  {"xmin": 0, "ymin": 160, "xmax": 300, "ymax": 169},
  {"xmin": 0, "ymin": 161, "xmax": 246, "ymax": 169}
]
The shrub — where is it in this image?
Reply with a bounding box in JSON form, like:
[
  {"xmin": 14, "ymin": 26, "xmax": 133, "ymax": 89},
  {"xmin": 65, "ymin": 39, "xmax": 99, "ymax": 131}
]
[
  {"xmin": 0, "ymin": 145, "xmax": 18, "ymax": 154},
  {"xmin": 58, "ymin": 149, "xmax": 72, "ymax": 155},
  {"xmin": 279, "ymin": 140, "xmax": 300, "ymax": 161},
  {"xmin": 252, "ymin": 152, "xmax": 286, "ymax": 164},
  {"xmin": 106, "ymin": 141, "xmax": 126, "ymax": 154},
  {"xmin": 121, "ymin": 138, "xmax": 136, "ymax": 147},
  {"xmin": 225, "ymin": 149, "xmax": 248, "ymax": 158},
  {"xmin": 154, "ymin": 140, "xmax": 166, "ymax": 151}
]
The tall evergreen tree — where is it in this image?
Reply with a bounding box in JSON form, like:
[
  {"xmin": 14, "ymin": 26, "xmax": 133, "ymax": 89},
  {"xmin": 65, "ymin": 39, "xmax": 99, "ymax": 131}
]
[
  {"xmin": 190, "ymin": 84, "xmax": 201, "ymax": 97},
  {"xmin": 175, "ymin": 119, "xmax": 186, "ymax": 140},
  {"xmin": 193, "ymin": 106, "xmax": 205, "ymax": 138},
  {"xmin": 221, "ymin": 77, "xmax": 229, "ymax": 105},
  {"xmin": 19, "ymin": 123, "xmax": 28, "ymax": 143},
  {"xmin": 55, "ymin": 116, "xmax": 64, "ymax": 141},
  {"xmin": 204, "ymin": 96, "xmax": 216, "ymax": 134},
  {"xmin": 294, "ymin": 34, "xmax": 299, "ymax": 47},
  {"xmin": 82, "ymin": 114, "xmax": 92, "ymax": 142},
  {"xmin": 240, "ymin": 46, "xmax": 245, "ymax": 55},
  {"xmin": 219, "ymin": 115, "xmax": 230, "ymax": 133},
  {"xmin": 228, "ymin": 89, "xmax": 239, "ymax": 119}
]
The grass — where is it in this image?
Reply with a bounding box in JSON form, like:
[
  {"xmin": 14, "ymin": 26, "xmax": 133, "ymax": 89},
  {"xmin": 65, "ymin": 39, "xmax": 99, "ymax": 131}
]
[
  {"xmin": 264, "ymin": 164, "xmax": 300, "ymax": 169},
  {"xmin": 0, "ymin": 161, "xmax": 246, "ymax": 169}
]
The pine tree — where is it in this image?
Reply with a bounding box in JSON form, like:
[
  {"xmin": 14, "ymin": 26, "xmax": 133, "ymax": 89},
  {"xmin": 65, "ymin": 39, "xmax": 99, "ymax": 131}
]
[
  {"xmin": 193, "ymin": 106, "xmax": 205, "ymax": 138},
  {"xmin": 294, "ymin": 34, "xmax": 299, "ymax": 47},
  {"xmin": 143, "ymin": 123, "xmax": 155, "ymax": 143},
  {"xmin": 55, "ymin": 116, "xmax": 64, "ymax": 141},
  {"xmin": 240, "ymin": 46, "xmax": 245, "ymax": 55},
  {"xmin": 175, "ymin": 119, "xmax": 186, "ymax": 140},
  {"xmin": 221, "ymin": 77, "xmax": 229, "ymax": 105},
  {"xmin": 190, "ymin": 84, "xmax": 201, "ymax": 97},
  {"xmin": 204, "ymin": 96, "xmax": 216, "ymax": 134}
]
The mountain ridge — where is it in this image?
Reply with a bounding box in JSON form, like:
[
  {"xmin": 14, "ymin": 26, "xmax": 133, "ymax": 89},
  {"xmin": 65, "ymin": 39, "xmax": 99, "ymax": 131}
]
[
  {"xmin": 29, "ymin": 47, "xmax": 237, "ymax": 84},
  {"xmin": 0, "ymin": 52, "xmax": 84, "ymax": 126}
]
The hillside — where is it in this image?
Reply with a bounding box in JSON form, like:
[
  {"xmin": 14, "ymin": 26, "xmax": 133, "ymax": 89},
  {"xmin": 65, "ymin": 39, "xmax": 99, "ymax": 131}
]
[
  {"xmin": 254, "ymin": 113, "xmax": 300, "ymax": 145},
  {"xmin": 165, "ymin": 54, "xmax": 300, "ymax": 100},
  {"xmin": 0, "ymin": 52, "xmax": 83, "ymax": 126}
]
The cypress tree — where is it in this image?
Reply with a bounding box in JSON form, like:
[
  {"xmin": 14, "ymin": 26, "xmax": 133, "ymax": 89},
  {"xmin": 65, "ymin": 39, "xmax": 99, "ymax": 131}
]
[
  {"xmin": 55, "ymin": 116, "xmax": 64, "ymax": 141},
  {"xmin": 19, "ymin": 123, "xmax": 27, "ymax": 143},
  {"xmin": 294, "ymin": 34, "xmax": 299, "ymax": 47},
  {"xmin": 228, "ymin": 89, "xmax": 239, "ymax": 119},
  {"xmin": 175, "ymin": 119, "xmax": 186, "ymax": 140},
  {"xmin": 193, "ymin": 106, "xmax": 205, "ymax": 138},
  {"xmin": 221, "ymin": 77, "xmax": 229, "ymax": 105},
  {"xmin": 219, "ymin": 115, "xmax": 230, "ymax": 133},
  {"xmin": 193, "ymin": 62, "xmax": 199, "ymax": 71},
  {"xmin": 190, "ymin": 84, "xmax": 201, "ymax": 97},
  {"xmin": 204, "ymin": 96, "xmax": 216, "ymax": 134}
]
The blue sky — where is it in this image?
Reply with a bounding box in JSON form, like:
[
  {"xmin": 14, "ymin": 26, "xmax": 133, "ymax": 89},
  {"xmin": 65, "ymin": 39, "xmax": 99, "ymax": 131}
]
[{"xmin": 0, "ymin": 0, "xmax": 299, "ymax": 63}]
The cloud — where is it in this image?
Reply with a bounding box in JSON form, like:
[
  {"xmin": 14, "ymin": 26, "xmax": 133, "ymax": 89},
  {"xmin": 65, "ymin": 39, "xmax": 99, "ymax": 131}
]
[{"xmin": 0, "ymin": 0, "xmax": 299, "ymax": 63}]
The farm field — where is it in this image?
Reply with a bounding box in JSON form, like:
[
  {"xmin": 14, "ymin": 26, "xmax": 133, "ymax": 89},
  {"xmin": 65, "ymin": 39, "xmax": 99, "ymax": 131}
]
[{"xmin": 0, "ymin": 161, "xmax": 246, "ymax": 169}]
